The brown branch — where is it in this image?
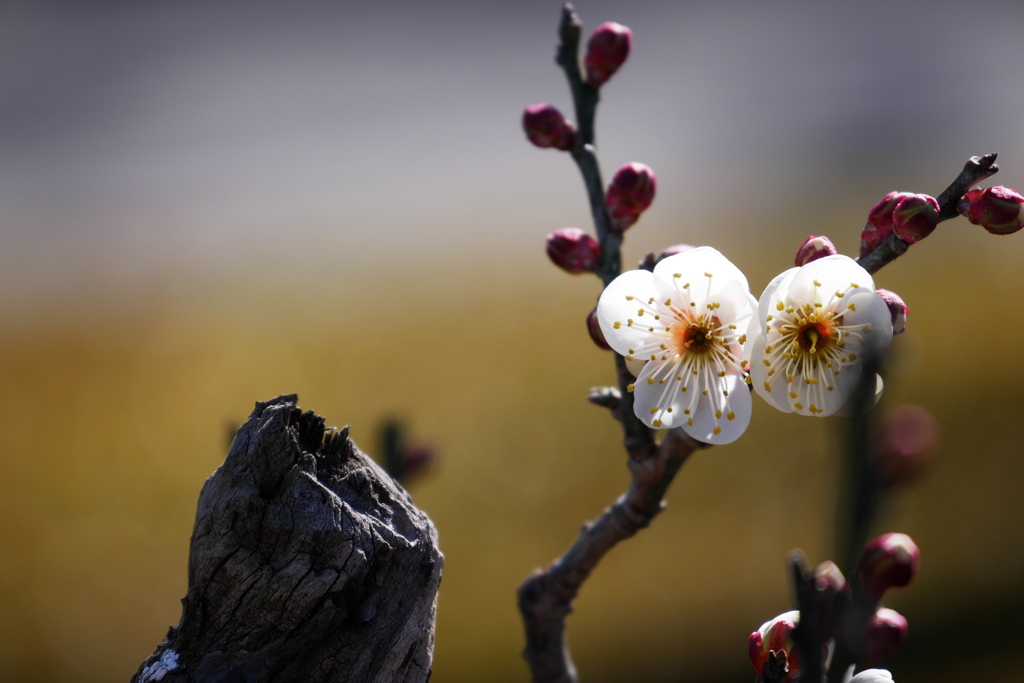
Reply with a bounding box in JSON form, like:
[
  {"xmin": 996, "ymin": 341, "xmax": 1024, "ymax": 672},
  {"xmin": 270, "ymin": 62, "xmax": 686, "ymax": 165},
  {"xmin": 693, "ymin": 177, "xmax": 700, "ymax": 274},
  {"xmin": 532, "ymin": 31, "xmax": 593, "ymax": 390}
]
[
  {"xmin": 133, "ymin": 395, "xmax": 442, "ymax": 683},
  {"xmin": 518, "ymin": 430, "xmax": 702, "ymax": 683},
  {"xmin": 857, "ymin": 154, "xmax": 999, "ymax": 275}
]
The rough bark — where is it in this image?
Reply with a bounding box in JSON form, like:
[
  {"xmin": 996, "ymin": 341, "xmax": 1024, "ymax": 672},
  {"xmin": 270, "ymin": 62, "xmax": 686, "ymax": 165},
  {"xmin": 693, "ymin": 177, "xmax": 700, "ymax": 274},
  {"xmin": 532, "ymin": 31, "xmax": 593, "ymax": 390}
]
[{"xmin": 133, "ymin": 394, "xmax": 442, "ymax": 683}]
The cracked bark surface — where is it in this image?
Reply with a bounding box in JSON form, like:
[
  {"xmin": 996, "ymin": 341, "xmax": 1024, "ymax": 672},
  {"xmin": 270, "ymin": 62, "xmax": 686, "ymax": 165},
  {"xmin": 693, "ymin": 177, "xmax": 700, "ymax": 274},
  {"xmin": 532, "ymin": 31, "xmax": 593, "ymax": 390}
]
[{"xmin": 132, "ymin": 395, "xmax": 442, "ymax": 683}]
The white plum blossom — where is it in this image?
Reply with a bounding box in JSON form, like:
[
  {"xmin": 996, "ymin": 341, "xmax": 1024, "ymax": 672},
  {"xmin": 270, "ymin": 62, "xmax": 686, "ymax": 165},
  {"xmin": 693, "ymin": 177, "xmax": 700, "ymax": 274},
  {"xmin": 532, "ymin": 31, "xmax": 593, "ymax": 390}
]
[
  {"xmin": 848, "ymin": 669, "xmax": 894, "ymax": 683},
  {"xmin": 597, "ymin": 246, "xmax": 757, "ymax": 444},
  {"xmin": 746, "ymin": 255, "xmax": 893, "ymax": 417}
]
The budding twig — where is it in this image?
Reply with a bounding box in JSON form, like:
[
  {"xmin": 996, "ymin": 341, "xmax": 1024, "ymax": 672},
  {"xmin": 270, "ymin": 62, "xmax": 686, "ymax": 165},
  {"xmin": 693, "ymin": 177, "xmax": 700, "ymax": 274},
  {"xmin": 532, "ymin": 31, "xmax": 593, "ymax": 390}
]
[
  {"xmin": 857, "ymin": 154, "xmax": 999, "ymax": 274},
  {"xmin": 789, "ymin": 552, "xmax": 824, "ymax": 683}
]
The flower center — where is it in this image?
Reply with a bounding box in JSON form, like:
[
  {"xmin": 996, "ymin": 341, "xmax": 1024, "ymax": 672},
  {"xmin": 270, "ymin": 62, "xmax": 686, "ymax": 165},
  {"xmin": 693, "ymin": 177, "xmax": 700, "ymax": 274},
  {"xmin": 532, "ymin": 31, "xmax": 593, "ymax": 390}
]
[
  {"xmin": 796, "ymin": 321, "xmax": 834, "ymax": 353},
  {"xmin": 676, "ymin": 315, "xmax": 718, "ymax": 355}
]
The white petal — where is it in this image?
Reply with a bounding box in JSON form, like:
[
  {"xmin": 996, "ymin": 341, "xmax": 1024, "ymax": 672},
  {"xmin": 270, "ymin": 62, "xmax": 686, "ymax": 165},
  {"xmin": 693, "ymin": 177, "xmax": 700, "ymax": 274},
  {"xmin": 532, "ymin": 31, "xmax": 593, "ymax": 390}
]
[
  {"xmin": 681, "ymin": 373, "xmax": 752, "ymax": 444},
  {"xmin": 849, "ymin": 669, "xmax": 894, "ymax": 683},
  {"xmin": 842, "ymin": 291, "xmax": 894, "ymax": 353},
  {"xmin": 597, "ymin": 269, "xmax": 659, "ymax": 356},
  {"xmin": 652, "ymin": 246, "xmax": 749, "ymax": 294},
  {"xmin": 747, "ymin": 323, "xmax": 792, "ymax": 413},
  {"xmin": 799, "ymin": 254, "xmax": 875, "ymax": 294},
  {"xmin": 833, "ymin": 373, "xmax": 884, "ymax": 417},
  {"xmin": 631, "ymin": 359, "xmax": 690, "ymax": 429},
  {"xmin": 756, "ymin": 267, "xmax": 797, "ymax": 334},
  {"xmin": 625, "ymin": 357, "xmax": 647, "ymax": 378}
]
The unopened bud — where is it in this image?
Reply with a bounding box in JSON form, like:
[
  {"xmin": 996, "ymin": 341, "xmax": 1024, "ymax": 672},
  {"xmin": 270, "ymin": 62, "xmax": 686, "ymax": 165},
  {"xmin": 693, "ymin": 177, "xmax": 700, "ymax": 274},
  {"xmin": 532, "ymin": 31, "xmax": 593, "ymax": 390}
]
[
  {"xmin": 872, "ymin": 405, "xmax": 940, "ymax": 487},
  {"xmin": 606, "ymin": 162, "xmax": 656, "ymax": 231},
  {"xmin": 861, "ymin": 192, "xmax": 913, "ymax": 257},
  {"xmin": 639, "ymin": 243, "xmax": 695, "ymax": 271},
  {"xmin": 584, "ymin": 22, "xmax": 632, "ymax": 88},
  {"xmin": 958, "ymin": 185, "xmax": 1024, "ymax": 235},
  {"xmin": 546, "ymin": 228, "xmax": 600, "ymax": 274},
  {"xmin": 850, "ymin": 670, "xmax": 894, "ymax": 683},
  {"xmin": 749, "ymin": 611, "xmax": 799, "ymax": 676},
  {"xmin": 857, "ymin": 533, "xmax": 920, "ymax": 600},
  {"xmin": 875, "ymin": 289, "xmax": 908, "ymax": 335},
  {"xmin": 863, "ymin": 608, "xmax": 908, "ymax": 663},
  {"xmin": 587, "ymin": 306, "xmax": 612, "ymax": 351},
  {"xmin": 814, "ymin": 561, "xmax": 849, "ymax": 636},
  {"xmin": 522, "ymin": 104, "xmax": 575, "ymax": 151},
  {"xmin": 892, "ymin": 194, "xmax": 939, "ymax": 243},
  {"xmin": 401, "ymin": 442, "xmax": 436, "ymax": 480},
  {"xmin": 795, "ymin": 235, "xmax": 838, "ymax": 266}
]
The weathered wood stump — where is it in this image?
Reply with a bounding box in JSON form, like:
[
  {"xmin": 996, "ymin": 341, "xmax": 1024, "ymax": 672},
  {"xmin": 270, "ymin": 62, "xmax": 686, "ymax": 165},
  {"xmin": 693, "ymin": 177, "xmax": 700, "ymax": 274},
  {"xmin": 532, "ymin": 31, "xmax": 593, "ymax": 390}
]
[{"xmin": 133, "ymin": 395, "xmax": 442, "ymax": 683}]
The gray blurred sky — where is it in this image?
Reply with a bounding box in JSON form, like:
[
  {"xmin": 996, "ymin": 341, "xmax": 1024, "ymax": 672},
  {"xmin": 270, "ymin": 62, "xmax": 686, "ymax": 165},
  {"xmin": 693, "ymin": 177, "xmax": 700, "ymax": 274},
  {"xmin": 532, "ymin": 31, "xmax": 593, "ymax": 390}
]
[{"xmin": 2, "ymin": 0, "xmax": 1023, "ymax": 306}]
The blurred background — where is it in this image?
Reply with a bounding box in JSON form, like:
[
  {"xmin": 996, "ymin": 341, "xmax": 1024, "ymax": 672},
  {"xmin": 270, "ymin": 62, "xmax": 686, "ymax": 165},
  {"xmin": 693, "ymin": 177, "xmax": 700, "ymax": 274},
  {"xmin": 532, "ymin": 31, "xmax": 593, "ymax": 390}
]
[{"xmin": 2, "ymin": 0, "xmax": 1023, "ymax": 681}]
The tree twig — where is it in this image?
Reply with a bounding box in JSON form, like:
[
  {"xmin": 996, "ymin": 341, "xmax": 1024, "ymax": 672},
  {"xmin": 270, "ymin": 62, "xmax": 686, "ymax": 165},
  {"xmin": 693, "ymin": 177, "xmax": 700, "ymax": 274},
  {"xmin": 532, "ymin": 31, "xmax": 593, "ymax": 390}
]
[
  {"xmin": 857, "ymin": 154, "xmax": 999, "ymax": 274},
  {"xmin": 518, "ymin": 430, "xmax": 701, "ymax": 683}
]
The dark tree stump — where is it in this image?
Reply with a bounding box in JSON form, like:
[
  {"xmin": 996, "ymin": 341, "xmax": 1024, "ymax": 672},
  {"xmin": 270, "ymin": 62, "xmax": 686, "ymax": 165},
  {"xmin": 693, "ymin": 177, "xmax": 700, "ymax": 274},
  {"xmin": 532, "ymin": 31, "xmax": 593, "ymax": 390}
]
[{"xmin": 133, "ymin": 395, "xmax": 443, "ymax": 683}]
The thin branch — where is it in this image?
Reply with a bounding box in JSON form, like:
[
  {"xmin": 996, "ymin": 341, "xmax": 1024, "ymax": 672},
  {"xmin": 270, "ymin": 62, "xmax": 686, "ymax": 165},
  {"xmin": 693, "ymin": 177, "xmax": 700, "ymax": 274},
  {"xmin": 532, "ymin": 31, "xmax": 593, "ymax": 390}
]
[
  {"xmin": 518, "ymin": 430, "xmax": 701, "ymax": 683},
  {"xmin": 790, "ymin": 552, "xmax": 824, "ymax": 683},
  {"xmin": 857, "ymin": 154, "xmax": 999, "ymax": 274}
]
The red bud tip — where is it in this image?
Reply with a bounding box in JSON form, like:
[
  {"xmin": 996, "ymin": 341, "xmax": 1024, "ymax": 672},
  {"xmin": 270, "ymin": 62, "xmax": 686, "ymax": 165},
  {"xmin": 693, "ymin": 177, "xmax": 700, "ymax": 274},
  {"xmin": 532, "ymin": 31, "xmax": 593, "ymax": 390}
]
[
  {"xmin": 872, "ymin": 405, "xmax": 940, "ymax": 487},
  {"xmin": 857, "ymin": 533, "xmax": 921, "ymax": 600},
  {"xmin": 874, "ymin": 289, "xmax": 908, "ymax": 335},
  {"xmin": 546, "ymin": 228, "xmax": 601, "ymax": 274},
  {"xmin": 522, "ymin": 104, "xmax": 575, "ymax": 151},
  {"xmin": 795, "ymin": 235, "xmax": 838, "ymax": 266},
  {"xmin": 892, "ymin": 193, "xmax": 939, "ymax": 243},
  {"xmin": 749, "ymin": 611, "xmax": 799, "ymax": 676},
  {"xmin": 863, "ymin": 608, "xmax": 908, "ymax": 663},
  {"xmin": 584, "ymin": 22, "xmax": 632, "ymax": 88},
  {"xmin": 958, "ymin": 185, "xmax": 1024, "ymax": 235},
  {"xmin": 586, "ymin": 306, "xmax": 612, "ymax": 351},
  {"xmin": 861, "ymin": 191, "xmax": 914, "ymax": 257},
  {"xmin": 605, "ymin": 162, "xmax": 656, "ymax": 231}
]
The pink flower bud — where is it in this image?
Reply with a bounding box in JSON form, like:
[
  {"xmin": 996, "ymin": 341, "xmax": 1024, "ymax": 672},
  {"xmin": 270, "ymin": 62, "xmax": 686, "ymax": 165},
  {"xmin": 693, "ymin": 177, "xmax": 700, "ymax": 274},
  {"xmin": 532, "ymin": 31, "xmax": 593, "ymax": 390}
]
[
  {"xmin": 857, "ymin": 533, "xmax": 920, "ymax": 601},
  {"xmin": 874, "ymin": 289, "xmax": 908, "ymax": 335},
  {"xmin": 862, "ymin": 608, "xmax": 908, "ymax": 663},
  {"xmin": 522, "ymin": 104, "xmax": 575, "ymax": 151},
  {"xmin": 605, "ymin": 162, "xmax": 656, "ymax": 231},
  {"xmin": 892, "ymin": 193, "xmax": 939, "ymax": 243},
  {"xmin": 872, "ymin": 405, "xmax": 940, "ymax": 487},
  {"xmin": 861, "ymin": 192, "xmax": 914, "ymax": 257},
  {"xmin": 749, "ymin": 611, "xmax": 799, "ymax": 677},
  {"xmin": 546, "ymin": 228, "xmax": 600, "ymax": 274},
  {"xmin": 584, "ymin": 22, "xmax": 632, "ymax": 88},
  {"xmin": 957, "ymin": 185, "xmax": 1024, "ymax": 235},
  {"xmin": 586, "ymin": 306, "xmax": 612, "ymax": 351},
  {"xmin": 795, "ymin": 235, "xmax": 838, "ymax": 266}
]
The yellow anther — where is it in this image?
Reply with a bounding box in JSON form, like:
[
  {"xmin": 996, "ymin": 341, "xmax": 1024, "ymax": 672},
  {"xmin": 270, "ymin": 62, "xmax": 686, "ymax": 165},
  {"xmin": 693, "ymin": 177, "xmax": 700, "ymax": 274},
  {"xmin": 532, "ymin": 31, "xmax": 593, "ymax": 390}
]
[
  {"xmin": 653, "ymin": 419, "xmax": 663, "ymax": 427},
  {"xmin": 625, "ymin": 355, "xmax": 634, "ymax": 361},
  {"xmin": 647, "ymin": 376, "xmax": 655, "ymax": 384},
  {"xmin": 626, "ymin": 295, "xmax": 634, "ymax": 300},
  {"xmin": 715, "ymin": 409, "xmax": 722, "ymax": 419},
  {"xmin": 660, "ymin": 343, "xmax": 667, "ymax": 349},
  {"xmin": 787, "ymin": 373, "xmax": 794, "ymax": 383},
  {"xmin": 767, "ymin": 315, "xmax": 773, "ymax": 322},
  {"xmin": 763, "ymin": 382, "xmax": 772, "ymax": 392},
  {"xmin": 704, "ymin": 272, "xmax": 713, "ymax": 278},
  {"xmin": 654, "ymin": 315, "xmax": 661, "ymax": 320},
  {"xmin": 613, "ymin": 321, "xmax": 622, "ymax": 329},
  {"xmin": 847, "ymin": 303, "xmax": 856, "ymax": 311},
  {"xmin": 683, "ymin": 409, "xmax": 690, "ymax": 415},
  {"xmin": 765, "ymin": 344, "xmax": 773, "ymax": 353},
  {"xmin": 702, "ymin": 390, "xmax": 708, "ymax": 395},
  {"xmin": 739, "ymin": 334, "xmax": 747, "ymax": 344},
  {"xmin": 727, "ymin": 411, "xmax": 736, "ymax": 421},
  {"xmin": 689, "ymin": 302, "xmax": 696, "ymax": 307},
  {"xmin": 851, "ymin": 282, "xmax": 859, "ymax": 288},
  {"xmin": 827, "ymin": 386, "xmax": 834, "ymax": 391},
  {"xmin": 650, "ymin": 327, "xmax": 655, "ymax": 332},
  {"xmin": 728, "ymin": 324, "xmax": 737, "ymax": 330},
  {"xmin": 805, "ymin": 378, "xmax": 819, "ymax": 384},
  {"xmin": 650, "ymin": 354, "xmax": 657, "ymax": 360},
  {"xmin": 723, "ymin": 390, "xmax": 729, "ymax": 396},
  {"xmin": 629, "ymin": 348, "xmax": 635, "ymax": 354},
  {"xmin": 767, "ymin": 369, "xmax": 775, "ymax": 376},
  {"xmin": 626, "ymin": 384, "xmax": 635, "ymax": 393},
  {"xmin": 649, "ymin": 407, "xmax": 658, "ymax": 414},
  {"xmin": 627, "ymin": 319, "xmax": 634, "ymax": 327},
  {"xmin": 683, "ymin": 283, "xmax": 690, "ymax": 289},
  {"xmin": 675, "ymin": 375, "xmax": 682, "ymax": 381},
  {"xmin": 717, "ymin": 371, "xmax": 726, "ymax": 377},
  {"xmin": 637, "ymin": 309, "xmax": 645, "ymax": 316},
  {"xmin": 664, "ymin": 298, "xmax": 672, "ymax": 306},
  {"xmin": 658, "ymin": 379, "xmax": 665, "ymax": 384},
  {"xmin": 687, "ymin": 417, "xmax": 694, "ymax": 426},
  {"xmin": 763, "ymin": 359, "xmax": 771, "ymax": 366},
  {"xmin": 692, "ymin": 369, "xmax": 699, "ymax": 375},
  {"xmin": 835, "ymin": 291, "xmax": 844, "ymax": 298},
  {"xmin": 673, "ymin": 273, "xmax": 682, "ymax": 278},
  {"xmin": 745, "ymin": 376, "xmax": 752, "ymax": 385},
  {"xmin": 648, "ymin": 297, "xmax": 655, "ymax": 304},
  {"xmin": 794, "ymin": 402, "xmax": 803, "ymax": 410},
  {"xmin": 681, "ymin": 386, "xmax": 688, "ymax": 392},
  {"xmin": 813, "ymin": 280, "xmax": 821, "ymax": 287},
  {"xmin": 776, "ymin": 301, "xmax": 785, "ymax": 311},
  {"xmin": 789, "ymin": 391, "xmax": 798, "ymax": 399},
  {"xmin": 667, "ymin": 407, "xmax": 673, "ymax": 413},
  {"xmin": 848, "ymin": 352, "xmax": 858, "ymax": 360}
]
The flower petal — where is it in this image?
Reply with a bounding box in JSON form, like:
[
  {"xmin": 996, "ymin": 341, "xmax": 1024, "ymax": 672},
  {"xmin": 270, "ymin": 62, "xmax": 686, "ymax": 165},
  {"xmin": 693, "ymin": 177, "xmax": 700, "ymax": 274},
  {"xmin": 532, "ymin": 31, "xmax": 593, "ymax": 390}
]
[
  {"xmin": 747, "ymin": 322, "xmax": 793, "ymax": 413},
  {"xmin": 597, "ymin": 269, "xmax": 659, "ymax": 356},
  {"xmin": 680, "ymin": 373, "xmax": 752, "ymax": 444}
]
